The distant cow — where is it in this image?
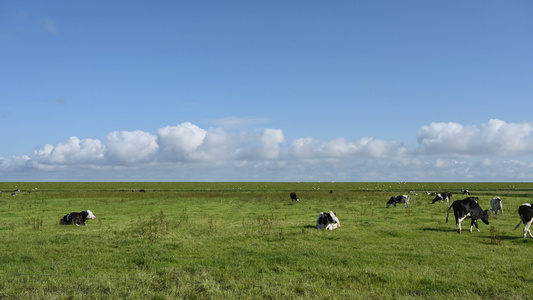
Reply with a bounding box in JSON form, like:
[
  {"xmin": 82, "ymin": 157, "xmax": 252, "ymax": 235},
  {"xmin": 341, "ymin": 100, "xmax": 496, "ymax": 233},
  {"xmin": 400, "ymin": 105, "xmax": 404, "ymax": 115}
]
[
  {"xmin": 462, "ymin": 189, "xmax": 471, "ymax": 195},
  {"xmin": 446, "ymin": 198, "xmax": 489, "ymax": 233},
  {"xmin": 60, "ymin": 210, "xmax": 96, "ymax": 226},
  {"xmin": 490, "ymin": 197, "xmax": 503, "ymax": 216},
  {"xmin": 432, "ymin": 192, "xmax": 453, "ymax": 204},
  {"xmin": 316, "ymin": 211, "xmax": 341, "ymax": 230},
  {"xmin": 386, "ymin": 195, "xmax": 410, "ymax": 208},
  {"xmin": 290, "ymin": 192, "xmax": 299, "ymax": 202},
  {"xmin": 513, "ymin": 204, "xmax": 533, "ymax": 238}
]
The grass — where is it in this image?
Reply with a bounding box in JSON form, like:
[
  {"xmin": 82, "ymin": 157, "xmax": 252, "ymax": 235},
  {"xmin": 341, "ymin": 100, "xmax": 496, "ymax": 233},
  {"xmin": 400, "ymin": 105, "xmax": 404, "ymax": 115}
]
[{"xmin": 0, "ymin": 182, "xmax": 532, "ymax": 299}]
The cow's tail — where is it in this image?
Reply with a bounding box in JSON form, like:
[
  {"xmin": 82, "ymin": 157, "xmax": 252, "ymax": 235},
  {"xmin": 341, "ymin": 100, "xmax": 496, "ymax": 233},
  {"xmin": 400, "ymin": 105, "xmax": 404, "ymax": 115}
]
[
  {"xmin": 514, "ymin": 216, "xmax": 523, "ymax": 231},
  {"xmin": 445, "ymin": 204, "xmax": 453, "ymax": 223}
]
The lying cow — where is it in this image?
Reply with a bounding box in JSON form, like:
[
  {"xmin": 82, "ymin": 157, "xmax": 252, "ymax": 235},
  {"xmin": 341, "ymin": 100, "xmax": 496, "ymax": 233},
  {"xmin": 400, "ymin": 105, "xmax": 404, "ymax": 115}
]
[
  {"xmin": 432, "ymin": 192, "xmax": 453, "ymax": 204},
  {"xmin": 446, "ymin": 198, "xmax": 489, "ymax": 233},
  {"xmin": 59, "ymin": 210, "xmax": 96, "ymax": 226},
  {"xmin": 290, "ymin": 192, "xmax": 299, "ymax": 202},
  {"xmin": 513, "ymin": 204, "xmax": 533, "ymax": 238},
  {"xmin": 316, "ymin": 211, "xmax": 341, "ymax": 230},
  {"xmin": 490, "ymin": 197, "xmax": 503, "ymax": 216},
  {"xmin": 386, "ymin": 195, "xmax": 410, "ymax": 208}
]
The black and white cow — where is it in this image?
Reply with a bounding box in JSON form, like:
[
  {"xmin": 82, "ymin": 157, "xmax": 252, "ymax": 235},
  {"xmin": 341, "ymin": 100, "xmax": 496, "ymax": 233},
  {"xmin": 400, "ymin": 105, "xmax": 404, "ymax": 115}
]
[
  {"xmin": 316, "ymin": 211, "xmax": 341, "ymax": 230},
  {"xmin": 386, "ymin": 195, "xmax": 410, "ymax": 208},
  {"xmin": 513, "ymin": 203, "xmax": 533, "ymax": 238},
  {"xmin": 290, "ymin": 192, "xmax": 299, "ymax": 202},
  {"xmin": 432, "ymin": 192, "xmax": 453, "ymax": 204},
  {"xmin": 59, "ymin": 210, "xmax": 96, "ymax": 226},
  {"xmin": 462, "ymin": 189, "xmax": 471, "ymax": 195},
  {"xmin": 446, "ymin": 198, "xmax": 490, "ymax": 233},
  {"xmin": 490, "ymin": 197, "xmax": 503, "ymax": 216}
]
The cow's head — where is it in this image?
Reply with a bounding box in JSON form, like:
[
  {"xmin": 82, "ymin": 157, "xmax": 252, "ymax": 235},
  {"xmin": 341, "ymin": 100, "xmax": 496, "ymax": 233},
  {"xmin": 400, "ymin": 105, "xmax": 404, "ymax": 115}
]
[
  {"xmin": 480, "ymin": 210, "xmax": 490, "ymax": 225},
  {"xmin": 85, "ymin": 210, "xmax": 96, "ymax": 220}
]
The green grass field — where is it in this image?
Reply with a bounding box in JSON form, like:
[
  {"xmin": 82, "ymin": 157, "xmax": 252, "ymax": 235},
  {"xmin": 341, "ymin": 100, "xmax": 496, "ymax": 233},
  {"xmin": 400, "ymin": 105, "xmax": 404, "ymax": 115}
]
[{"xmin": 1, "ymin": 182, "xmax": 532, "ymax": 299}]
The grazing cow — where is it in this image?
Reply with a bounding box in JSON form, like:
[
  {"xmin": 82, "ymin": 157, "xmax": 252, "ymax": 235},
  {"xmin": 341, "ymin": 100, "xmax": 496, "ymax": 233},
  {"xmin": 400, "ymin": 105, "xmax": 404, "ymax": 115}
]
[
  {"xmin": 490, "ymin": 197, "xmax": 503, "ymax": 216},
  {"xmin": 432, "ymin": 192, "xmax": 453, "ymax": 204},
  {"xmin": 316, "ymin": 211, "xmax": 341, "ymax": 230},
  {"xmin": 290, "ymin": 192, "xmax": 299, "ymax": 202},
  {"xmin": 462, "ymin": 189, "xmax": 471, "ymax": 195},
  {"xmin": 446, "ymin": 198, "xmax": 490, "ymax": 233},
  {"xmin": 386, "ymin": 195, "xmax": 410, "ymax": 208},
  {"xmin": 513, "ymin": 204, "xmax": 533, "ymax": 238},
  {"xmin": 59, "ymin": 210, "xmax": 96, "ymax": 226}
]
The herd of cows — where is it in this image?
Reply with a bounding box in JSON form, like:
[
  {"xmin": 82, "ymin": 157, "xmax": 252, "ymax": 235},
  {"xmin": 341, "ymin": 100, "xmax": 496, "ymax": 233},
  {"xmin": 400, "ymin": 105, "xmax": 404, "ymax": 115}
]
[
  {"xmin": 3, "ymin": 187, "xmax": 533, "ymax": 238},
  {"xmin": 291, "ymin": 189, "xmax": 533, "ymax": 239}
]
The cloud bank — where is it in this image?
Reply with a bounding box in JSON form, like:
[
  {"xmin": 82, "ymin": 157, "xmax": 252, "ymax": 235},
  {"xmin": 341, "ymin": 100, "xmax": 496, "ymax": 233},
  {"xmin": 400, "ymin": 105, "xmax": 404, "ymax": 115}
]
[
  {"xmin": 417, "ymin": 119, "xmax": 533, "ymax": 156},
  {"xmin": 2, "ymin": 119, "xmax": 533, "ymax": 181}
]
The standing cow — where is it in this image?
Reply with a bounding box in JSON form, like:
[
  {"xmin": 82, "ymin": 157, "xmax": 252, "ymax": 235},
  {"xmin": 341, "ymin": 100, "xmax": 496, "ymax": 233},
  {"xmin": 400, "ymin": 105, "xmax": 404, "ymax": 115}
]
[
  {"xmin": 490, "ymin": 197, "xmax": 504, "ymax": 216},
  {"xmin": 290, "ymin": 192, "xmax": 299, "ymax": 202},
  {"xmin": 386, "ymin": 195, "xmax": 410, "ymax": 208},
  {"xmin": 513, "ymin": 204, "xmax": 533, "ymax": 238},
  {"xmin": 316, "ymin": 211, "xmax": 341, "ymax": 230},
  {"xmin": 432, "ymin": 192, "xmax": 453, "ymax": 204},
  {"xmin": 446, "ymin": 198, "xmax": 490, "ymax": 233}
]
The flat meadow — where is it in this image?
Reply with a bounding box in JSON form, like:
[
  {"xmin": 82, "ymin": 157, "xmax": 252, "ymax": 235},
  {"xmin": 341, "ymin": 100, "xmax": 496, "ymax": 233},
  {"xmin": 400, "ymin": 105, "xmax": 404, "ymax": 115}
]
[{"xmin": 1, "ymin": 182, "xmax": 532, "ymax": 299}]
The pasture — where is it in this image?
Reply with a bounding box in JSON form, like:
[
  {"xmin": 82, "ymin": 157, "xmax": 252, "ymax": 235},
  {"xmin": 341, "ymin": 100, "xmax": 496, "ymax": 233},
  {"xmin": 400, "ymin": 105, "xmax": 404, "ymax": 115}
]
[{"xmin": 0, "ymin": 182, "xmax": 532, "ymax": 299}]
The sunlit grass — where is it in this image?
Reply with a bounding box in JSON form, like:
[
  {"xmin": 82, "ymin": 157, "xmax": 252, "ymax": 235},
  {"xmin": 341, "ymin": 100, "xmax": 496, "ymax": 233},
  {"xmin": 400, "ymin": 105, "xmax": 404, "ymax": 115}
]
[{"xmin": 0, "ymin": 182, "xmax": 532, "ymax": 299}]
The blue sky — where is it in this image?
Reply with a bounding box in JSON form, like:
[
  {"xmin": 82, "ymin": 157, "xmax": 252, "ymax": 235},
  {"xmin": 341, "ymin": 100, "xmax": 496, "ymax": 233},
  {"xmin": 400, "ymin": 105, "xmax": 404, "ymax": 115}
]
[{"xmin": 1, "ymin": 1, "xmax": 532, "ymax": 182}]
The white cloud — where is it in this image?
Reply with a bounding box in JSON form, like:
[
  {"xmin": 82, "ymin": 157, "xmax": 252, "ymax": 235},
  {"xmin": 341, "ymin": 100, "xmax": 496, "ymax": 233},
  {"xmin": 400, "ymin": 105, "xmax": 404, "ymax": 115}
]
[
  {"xmin": 157, "ymin": 122, "xmax": 207, "ymax": 161},
  {"xmin": 289, "ymin": 137, "xmax": 406, "ymax": 159},
  {"xmin": 3, "ymin": 119, "xmax": 533, "ymax": 181},
  {"xmin": 32, "ymin": 137, "xmax": 104, "ymax": 165},
  {"xmin": 106, "ymin": 130, "xmax": 158, "ymax": 164},
  {"xmin": 417, "ymin": 119, "xmax": 533, "ymax": 156},
  {"xmin": 259, "ymin": 128, "xmax": 285, "ymax": 159},
  {"xmin": 0, "ymin": 155, "xmax": 31, "ymax": 170}
]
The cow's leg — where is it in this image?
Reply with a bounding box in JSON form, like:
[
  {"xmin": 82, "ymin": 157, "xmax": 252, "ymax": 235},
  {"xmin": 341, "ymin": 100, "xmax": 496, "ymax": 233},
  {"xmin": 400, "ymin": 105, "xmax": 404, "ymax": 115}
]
[
  {"xmin": 456, "ymin": 215, "xmax": 468, "ymax": 233},
  {"xmin": 470, "ymin": 220, "xmax": 480, "ymax": 232},
  {"xmin": 525, "ymin": 220, "xmax": 533, "ymax": 238}
]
